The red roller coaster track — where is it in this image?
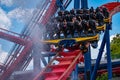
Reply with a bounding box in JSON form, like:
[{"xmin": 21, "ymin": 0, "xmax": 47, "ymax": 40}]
[{"xmin": 101, "ymin": 2, "xmax": 120, "ymax": 19}]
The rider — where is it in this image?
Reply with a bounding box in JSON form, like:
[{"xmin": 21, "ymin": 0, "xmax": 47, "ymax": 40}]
[
  {"xmin": 82, "ymin": 8, "xmax": 89, "ymax": 21},
  {"xmin": 102, "ymin": 6, "xmax": 109, "ymax": 19},
  {"xmin": 96, "ymin": 7, "xmax": 104, "ymax": 26},
  {"xmin": 89, "ymin": 6, "xmax": 94, "ymax": 13},
  {"xmin": 81, "ymin": 19, "xmax": 89, "ymax": 36},
  {"xmin": 88, "ymin": 17, "xmax": 97, "ymax": 35},
  {"xmin": 74, "ymin": 17, "xmax": 83, "ymax": 37}
]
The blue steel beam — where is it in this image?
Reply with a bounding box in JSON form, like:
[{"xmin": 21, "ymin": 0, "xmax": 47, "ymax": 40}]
[
  {"xmin": 91, "ymin": 32, "xmax": 106, "ymax": 80},
  {"xmin": 74, "ymin": 0, "xmax": 80, "ymax": 9},
  {"xmin": 106, "ymin": 23, "xmax": 112, "ymax": 80},
  {"xmin": 56, "ymin": 0, "xmax": 65, "ymax": 10},
  {"xmin": 64, "ymin": 0, "xmax": 72, "ymax": 9},
  {"xmin": 84, "ymin": 46, "xmax": 91, "ymax": 80},
  {"xmin": 91, "ymin": 22, "xmax": 112, "ymax": 80},
  {"xmin": 81, "ymin": 0, "xmax": 88, "ymax": 9}
]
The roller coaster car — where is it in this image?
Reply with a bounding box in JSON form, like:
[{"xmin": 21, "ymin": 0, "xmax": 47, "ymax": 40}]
[
  {"xmin": 41, "ymin": 34, "xmax": 99, "ymax": 45},
  {"xmin": 41, "ymin": 34, "xmax": 99, "ymax": 52}
]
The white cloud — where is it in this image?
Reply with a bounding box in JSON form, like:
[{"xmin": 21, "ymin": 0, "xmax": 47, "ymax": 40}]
[
  {"xmin": 8, "ymin": 8, "xmax": 34, "ymax": 23},
  {"xmin": 110, "ymin": 34, "xmax": 116, "ymax": 42},
  {"xmin": 0, "ymin": 0, "xmax": 13, "ymax": 6},
  {"xmin": 0, "ymin": 0, "xmax": 41, "ymax": 8},
  {"xmin": 0, "ymin": 45, "xmax": 8, "ymax": 63},
  {"xmin": 0, "ymin": 8, "xmax": 11, "ymax": 30}
]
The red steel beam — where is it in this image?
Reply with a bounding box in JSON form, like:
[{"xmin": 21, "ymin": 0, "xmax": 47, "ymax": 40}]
[
  {"xmin": 0, "ymin": 41, "xmax": 32, "ymax": 80},
  {"xmin": 101, "ymin": 2, "xmax": 120, "ymax": 19},
  {"xmin": 0, "ymin": 31, "xmax": 27, "ymax": 45},
  {"xmin": 41, "ymin": 0, "xmax": 57, "ymax": 25},
  {"xmin": 0, "ymin": 30, "xmax": 33, "ymax": 80}
]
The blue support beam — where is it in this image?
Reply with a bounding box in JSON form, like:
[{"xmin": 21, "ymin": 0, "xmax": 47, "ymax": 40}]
[
  {"xmin": 106, "ymin": 24, "xmax": 112, "ymax": 80},
  {"xmin": 64, "ymin": 0, "xmax": 72, "ymax": 9},
  {"xmin": 81, "ymin": 0, "xmax": 88, "ymax": 9},
  {"xmin": 91, "ymin": 23, "xmax": 112, "ymax": 80},
  {"xmin": 56, "ymin": 0, "xmax": 65, "ymax": 10},
  {"xmin": 74, "ymin": 0, "xmax": 80, "ymax": 9},
  {"xmin": 84, "ymin": 46, "xmax": 91, "ymax": 80},
  {"xmin": 91, "ymin": 32, "xmax": 106, "ymax": 80}
]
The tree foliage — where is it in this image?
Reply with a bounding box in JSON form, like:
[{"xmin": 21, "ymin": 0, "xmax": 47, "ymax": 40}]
[
  {"xmin": 110, "ymin": 34, "xmax": 120, "ymax": 59},
  {"xmin": 96, "ymin": 73, "xmax": 108, "ymax": 80}
]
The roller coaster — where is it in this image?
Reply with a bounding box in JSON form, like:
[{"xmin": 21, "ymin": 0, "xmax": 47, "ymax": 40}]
[{"xmin": 0, "ymin": 0, "xmax": 120, "ymax": 80}]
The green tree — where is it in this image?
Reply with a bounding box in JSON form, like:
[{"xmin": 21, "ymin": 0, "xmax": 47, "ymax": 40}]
[
  {"xmin": 96, "ymin": 73, "xmax": 108, "ymax": 80},
  {"xmin": 110, "ymin": 34, "xmax": 120, "ymax": 59}
]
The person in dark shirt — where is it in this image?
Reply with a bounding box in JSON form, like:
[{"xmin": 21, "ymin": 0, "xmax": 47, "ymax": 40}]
[
  {"xmin": 74, "ymin": 17, "xmax": 83, "ymax": 37},
  {"xmin": 67, "ymin": 21, "xmax": 74, "ymax": 37},
  {"xmin": 62, "ymin": 19, "xmax": 68, "ymax": 38},
  {"xmin": 89, "ymin": 6, "xmax": 94, "ymax": 13},
  {"xmin": 56, "ymin": 11, "xmax": 64, "ymax": 22},
  {"xmin": 89, "ymin": 12, "xmax": 96, "ymax": 20},
  {"xmin": 88, "ymin": 19, "xmax": 96, "ymax": 35},
  {"xmin": 81, "ymin": 19, "xmax": 89, "ymax": 36},
  {"xmin": 64, "ymin": 10, "xmax": 72, "ymax": 22},
  {"xmin": 102, "ymin": 6, "xmax": 109, "ymax": 19},
  {"xmin": 95, "ymin": 7, "xmax": 101, "ymax": 13},
  {"xmin": 70, "ymin": 9, "xmax": 75, "ymax": 15},
  {"xmin": 76, "ymin": 9, "xmax": 83, "ymax": 20},
  {"xmin": 82, "ymin": 9, "xmax": 89, "ymax": 21},
  {"xmin": 96, "ymin": 9, "xmax": 104, "ymax": 26},
  {"xmin": 89, "ymin": 7, "xmax": 96, "ymax": 20},
  {"xmin": 52, "ymin": 20, "xmax": 61, "ymax": 39}
]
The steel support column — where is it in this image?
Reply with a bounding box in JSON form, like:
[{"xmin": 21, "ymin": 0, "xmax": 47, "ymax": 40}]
[
  {"xmin": 84, "ymin": 46, "xmax": 91, "ymax": 80},
  {"xmin": 56, "ymin": 0, "xmax": 65, "ymax": 10},
  {"xmin": 106, "ymin": 24, "xmax": 112, "ymax": 80},
  {"xmin": 91, "ymin": 23, "xmax": 112, "ymax": 80},
  {"xmin": 74, "ymin": 0, "xmax": 80, "ymax": 9},
  {"xmin": 91, "ymin": 32, "xmax": 106, "ymax": 80},
  {"xmin": 81, "ymin": 0, "xmax": 88, "ymax": 9}
]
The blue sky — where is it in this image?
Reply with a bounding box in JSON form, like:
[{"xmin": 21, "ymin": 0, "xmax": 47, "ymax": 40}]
[{"xmin": 0, "ymin": 0, "xmax": 120, "ymax": 62}]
